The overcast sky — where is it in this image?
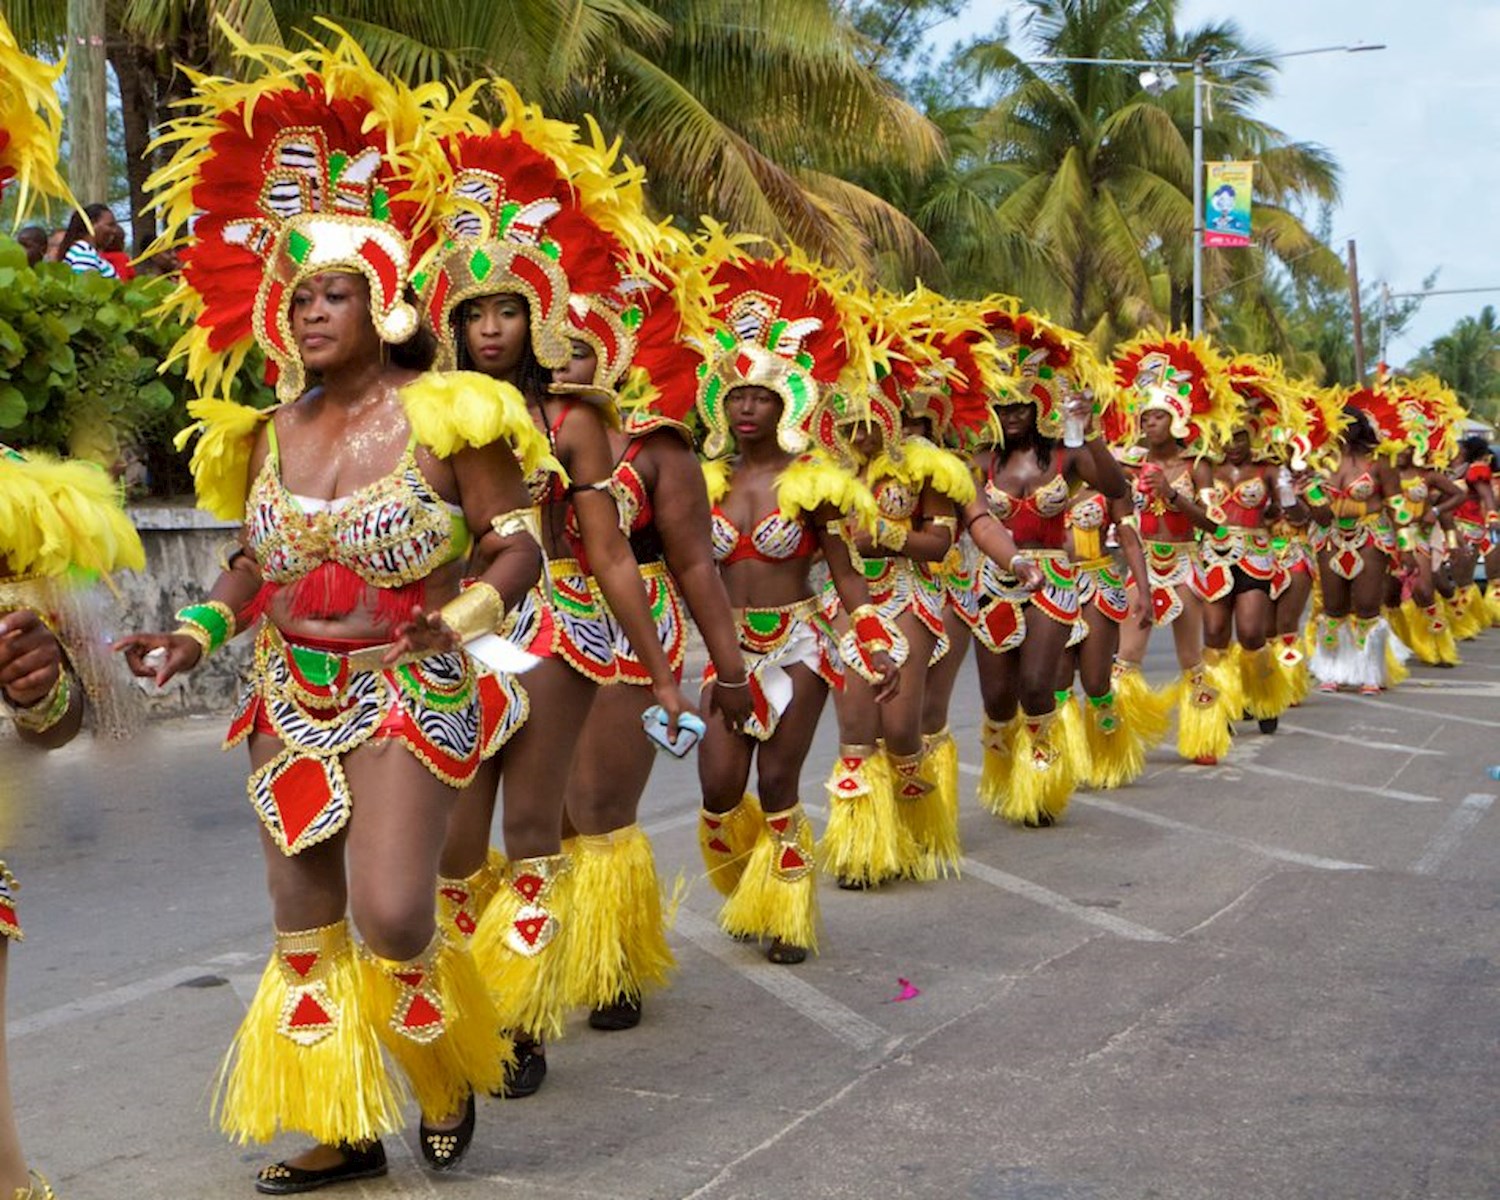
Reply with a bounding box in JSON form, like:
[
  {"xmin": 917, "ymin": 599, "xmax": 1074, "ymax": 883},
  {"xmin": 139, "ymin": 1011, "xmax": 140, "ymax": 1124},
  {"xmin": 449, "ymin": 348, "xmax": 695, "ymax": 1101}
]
[{"xmin": 925, "ymin": 0, "xmax": 1500, "ymax": 363}]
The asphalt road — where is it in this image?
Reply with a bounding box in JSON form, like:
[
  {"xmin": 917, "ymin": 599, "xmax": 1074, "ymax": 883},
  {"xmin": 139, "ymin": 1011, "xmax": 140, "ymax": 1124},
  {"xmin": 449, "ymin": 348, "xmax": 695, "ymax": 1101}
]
[{"xmin": 5, "ymin": 632, "xmax": 1499, "ymax": 1200}]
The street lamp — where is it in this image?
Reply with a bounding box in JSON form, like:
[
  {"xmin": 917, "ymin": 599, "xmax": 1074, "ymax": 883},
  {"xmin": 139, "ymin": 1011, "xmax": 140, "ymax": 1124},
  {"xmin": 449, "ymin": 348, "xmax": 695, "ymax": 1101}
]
[{"xmin": 1028, "ymin": 43, "xmax": 1385, "ymax": 337}]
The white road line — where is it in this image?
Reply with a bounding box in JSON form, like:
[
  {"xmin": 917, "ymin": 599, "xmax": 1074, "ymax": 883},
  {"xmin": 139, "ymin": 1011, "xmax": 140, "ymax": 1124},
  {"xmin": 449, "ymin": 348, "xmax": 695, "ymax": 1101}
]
[
  {"xmin": 1228, "ymin": 761, "xmax": 1441, "ymax": 804},
  {"xmin": 1412, "ymin": 793, "xmax": 1496, "ymax": 875},
  {"xmin": 11, "ymin": 950, "xmax": 262, "ymax": 1040},
  {"xmin": 1276, "ymin": 723, "xmax": 1444, "ymax": 757},
  {"xmin": 1072, "ymin": 794, "xmax": 1371, "ymax": 871},
  {"xmin": 954, "ymin": 857, "xmax": 1174, "ymax": 943},
  {"xmin": 1354, "ymin": 694, "xmax": 1500, "ymax": 729},
  {"xmin": 672, "ymin": 909, "xmax": 890, "ymax": 1052}
]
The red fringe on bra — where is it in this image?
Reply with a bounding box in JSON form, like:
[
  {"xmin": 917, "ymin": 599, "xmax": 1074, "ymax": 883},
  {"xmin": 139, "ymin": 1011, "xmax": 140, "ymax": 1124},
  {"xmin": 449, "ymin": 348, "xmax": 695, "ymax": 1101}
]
[{"xmin": 240, "ymin": 563, "xmax": 427, "ymax": 633}]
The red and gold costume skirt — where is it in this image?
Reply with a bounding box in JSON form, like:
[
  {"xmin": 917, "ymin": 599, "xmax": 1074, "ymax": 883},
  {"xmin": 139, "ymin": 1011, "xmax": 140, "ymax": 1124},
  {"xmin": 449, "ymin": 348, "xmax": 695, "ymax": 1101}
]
[
  {"xmin": 703, "ymin": 599, "xmax": 839, "ymax": 741},
  {"xmin": 227, "ymin": 625, "xmax": 522, "ymax": 856},
  {"xmin": 962, "ymin": 550, "xmax": 1084, "ymax": 652}
]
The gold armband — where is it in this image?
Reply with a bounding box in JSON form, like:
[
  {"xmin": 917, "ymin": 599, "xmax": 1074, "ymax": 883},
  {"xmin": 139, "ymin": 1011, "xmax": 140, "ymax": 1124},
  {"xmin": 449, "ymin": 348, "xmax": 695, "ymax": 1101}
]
[
  {"xmin": 877, "ymin": 519, "xmax": 909, "ymax": 552},
  {"xmin": 174, "ymin": 600, "xmax": 236, "ymax": 659},
  {"xmin": 491, "ymin": 505, "xmax": 542, "ymax": 543},
  {"xmin": 7, "ymin": 669, "xmax": 72, "ymax": 734},
  {"xmin": 438, "ymin": 581, "xmax": 505, "ymax": 644},
  {"xmin": 1446, "ymin": 528, "xmax": 1459, "ymax": 550}
]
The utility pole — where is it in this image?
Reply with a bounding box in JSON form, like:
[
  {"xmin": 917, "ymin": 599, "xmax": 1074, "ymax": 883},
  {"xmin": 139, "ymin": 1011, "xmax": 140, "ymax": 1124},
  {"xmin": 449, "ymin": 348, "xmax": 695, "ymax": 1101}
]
[
  {"xmin": 1347, "ymin": 238, "xmax": 1365, "ymax": 384},
  {"xmin": 1191, "ymin": 56, "xmax": 1204, "ymax": 338},
  {"xmin": 66, "ymin": 0, "xmax": 109, "ymax": 205}
]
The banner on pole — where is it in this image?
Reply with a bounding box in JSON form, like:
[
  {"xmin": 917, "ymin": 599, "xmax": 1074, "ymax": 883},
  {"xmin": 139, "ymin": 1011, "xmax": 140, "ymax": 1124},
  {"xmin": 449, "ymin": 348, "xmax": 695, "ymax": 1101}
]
[{"xmin": 1204, "ymin": 161, "xmax": 1253, "ymax": 248}]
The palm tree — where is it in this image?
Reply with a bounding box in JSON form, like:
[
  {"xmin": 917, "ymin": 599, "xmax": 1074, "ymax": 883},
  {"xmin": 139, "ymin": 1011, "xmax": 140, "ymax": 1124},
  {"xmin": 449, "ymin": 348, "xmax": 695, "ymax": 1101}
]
[
  {"xmin": 1412, "ymin": 307, "xmax": 1500, "ymax": 420},
  {"xmin": 71, "ymin": 0, "xmax": 941, "ymax": 273},
  {"xmin": 938, "ymin": 0, "xmax": 1345, "ymax": 348}
]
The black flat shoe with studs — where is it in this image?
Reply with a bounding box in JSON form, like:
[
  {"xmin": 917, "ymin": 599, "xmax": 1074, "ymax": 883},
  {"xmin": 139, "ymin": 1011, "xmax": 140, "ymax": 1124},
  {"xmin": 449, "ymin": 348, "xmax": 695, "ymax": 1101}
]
[
  {"xmin": 254, "ymin": 1141, "xmax": 388, "ymax": 1195},
  {"xmin": 419, "ymin": 1091, "xmax": 476, "ymax": 1171}
]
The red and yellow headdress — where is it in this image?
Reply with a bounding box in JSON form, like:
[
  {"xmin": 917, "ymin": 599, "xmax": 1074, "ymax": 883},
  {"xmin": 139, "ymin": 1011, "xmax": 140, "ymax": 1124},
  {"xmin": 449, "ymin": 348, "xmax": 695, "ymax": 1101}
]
[
  {"xmin": 1344, "ymin": 384, "xmax": 1406, "ymax": 460},
  {"xmin": 146, "ymin": 24, "xmax": 448, "ymax": 402},
  {"xmin": 1110, "ymin": 331, "xmax": 1237, "ymax": 456},
  {"xmin": 980, "ymin": 298, "xmax": 1101, "ymax": 439},
  {"xmin": 0, "ymin": 13, "xmax": 76, "ymax": 225},
  {"xmin": 1400, "ymin": 375, "xmax": 1465, "ymax": 467},
  {"xmin": 1290, "ymin": 382, "xmax": 1349, "ymax": 472},
  {"xmin": 416, "ymin": 82, "xmax": 658, "ymax": 372},
  {"xmin": 692, "ymin": 224, "xmax": 870, "ymax": 459},
  {"xmin": 1227, "ymin": 354, "xmax": 1308, "ymax": 465}
]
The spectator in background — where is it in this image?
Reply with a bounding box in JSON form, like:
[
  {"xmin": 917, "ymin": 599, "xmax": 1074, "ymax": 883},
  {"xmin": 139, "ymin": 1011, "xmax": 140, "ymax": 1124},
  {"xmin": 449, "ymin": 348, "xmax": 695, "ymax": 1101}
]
[
  {"xmin": 14, "ymin": 226, "xmax": 46, "ymax": 267},
  {"xmin": 58, "ymin": 203, "xmax": 119, "ymax": 277},
  {"xmin": 43, "ymin": 228, "xmax": 64, "ymax": 262},
  {"xmin": 96, "ymin": 213, "xmax": 135, "ymax": 280}
]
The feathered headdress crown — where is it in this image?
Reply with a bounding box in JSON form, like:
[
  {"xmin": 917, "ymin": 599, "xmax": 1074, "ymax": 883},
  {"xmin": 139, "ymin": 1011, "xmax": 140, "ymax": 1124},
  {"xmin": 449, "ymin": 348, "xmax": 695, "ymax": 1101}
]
[
  {"xmin": 692, "ymin": 224, "xmax": 869, "ymax": 458},
  {"xmin": 146, "ymin": 23, "xmax": 449, "ymax": 402},
  {"xmin": 980, "ymin": 297, "xmax": 1101, "ymax": 439},
  {"xmin": 1110, "ymin": 331, "xmax": 1237, "ymax": 455},
  {"xmin": 1227, "ymin": 354, "xmax": 1308, "ymax": 464},
  {"xmin": 416, "ymin": 80, "xmax": 659, "ymax": 373},
  {"xmin": 0, "ymin": 13, "xmax": 76, "ymax": 225}
]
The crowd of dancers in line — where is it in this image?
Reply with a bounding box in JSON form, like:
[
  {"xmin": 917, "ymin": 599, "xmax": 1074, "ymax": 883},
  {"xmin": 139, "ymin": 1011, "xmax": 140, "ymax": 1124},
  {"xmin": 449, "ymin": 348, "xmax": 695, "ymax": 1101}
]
[{"xmin": 1, "ymin": 20, "xmax": 1496, "ymax": 1200}]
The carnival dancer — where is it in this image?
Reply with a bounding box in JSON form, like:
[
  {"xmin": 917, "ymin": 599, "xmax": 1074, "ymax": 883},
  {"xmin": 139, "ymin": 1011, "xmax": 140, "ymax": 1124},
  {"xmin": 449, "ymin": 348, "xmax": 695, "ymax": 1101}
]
[
  {"xmin": 554, "ymin": 272, "xmax": 753, "ymax": 1032},
  {"xmin": 818, "ymin": 292, "xmax": 984, "ymax": 885},
  {"xmin": 1201, "ymin": 357, "xmax": 1310, "ymax": 735},
  {"xmin": 1110, "ymin": 333, "xmax": 1240, "ymax": 766},
  {"xmin": 1450, "ymin": 433, "xmax": 1498, "ymax": 635},
  {"xmin": 1361, "ymin": 384, "xmax": 1465, "ymax": 666},
  {"xmin": 118, "ymin": 33, "xmax": 554, "ymax": 1188},
  {"xmin": 416, "ymin": 106, "xmax": 694, "ymax": 1096},
  {"xmin": 691, "ymin": 233, "xmax": 901, "ymax": 963},
  {"xmin": 0, "ymin": 19, "xmax": 145, "ymax": 1199},
  {"xmin": 964, "ymin": 301, "xmax": 1123, "ymax": 826},
  {"xmin": 1268, "ymin": 385, "xmax": 1340, "ymax": 707},
  {"xmin": 1063, "ymin": 475, "xmax": 1156, "ymax": 789},
  {"xmin": 1304, "ymin": 399, "xmax": 1413, "ymax": 694}
]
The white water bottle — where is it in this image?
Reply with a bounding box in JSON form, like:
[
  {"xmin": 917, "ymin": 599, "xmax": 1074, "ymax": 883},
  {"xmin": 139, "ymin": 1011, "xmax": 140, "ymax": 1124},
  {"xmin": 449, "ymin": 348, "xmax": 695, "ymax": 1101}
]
[
  {"xmin": 1276, "ymin": 466, "xmax": 1297, "ymax": 507},
  {"xmin": 1062, "ymin": 388, "xmax": 1091, "ymax": 448}
]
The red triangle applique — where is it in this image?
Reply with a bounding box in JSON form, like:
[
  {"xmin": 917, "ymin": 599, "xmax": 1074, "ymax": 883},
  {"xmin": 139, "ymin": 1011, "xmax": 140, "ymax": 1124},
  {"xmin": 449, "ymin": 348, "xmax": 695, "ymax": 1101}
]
[
  {"xmin": 512, "ymin": 873, "xmax": 544, "ymax": 903},
  {"xmin": 283, "ymin": 952, "xmax": 319, "ymax": 979},
  {"xmin": 707, "ymin": 837, "xmax": 731, "ymax": 854},
  {"xmin": 394, "ymin": 970, "xmax": 425, "ymax": 989},
  {"xmin": 403, "ymin": 993, "xmax": 442, "ymax": 1031},
  {"xmin": 779, "ymin": 846, "xmax": 807, "ymax": 872},
  {"xmin": 439, "ymin": 886, "xmax": 469, "ymax": 906},
  {"xmin": 513, "ymin": 915, "xmax": 548, "ymax": 947},
  {"xmin": 456, "ymin": 911, "xmax": 476, "ymax": 936},
  {"xmin": 288, "ymin": 992, "xmax": 332, "ymax": 1029}
]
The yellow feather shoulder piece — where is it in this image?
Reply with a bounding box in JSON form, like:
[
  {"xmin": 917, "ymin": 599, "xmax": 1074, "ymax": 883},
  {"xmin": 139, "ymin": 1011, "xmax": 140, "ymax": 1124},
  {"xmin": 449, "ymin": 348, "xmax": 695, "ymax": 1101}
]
[
  {"xmin": 870, "ymin": 439, "xmax": 976, "ymax": 507},
  {"xmin": 173, "ymin": 398, "xmax": 272, "ymax": 522},
  {"xmin": 777, "ymin": 452, "xmax": 878, "ymax": 529},
  {"xmin": 400, "ymin": 371, "xmax": 560, "ymax": 479},
  {"xmin": 702, "ymin": 458, "xmax": 731, "ymax": 506},
  {"xmin": 0, "ymin": 450, "xmax": 144, "ymax": 578}
]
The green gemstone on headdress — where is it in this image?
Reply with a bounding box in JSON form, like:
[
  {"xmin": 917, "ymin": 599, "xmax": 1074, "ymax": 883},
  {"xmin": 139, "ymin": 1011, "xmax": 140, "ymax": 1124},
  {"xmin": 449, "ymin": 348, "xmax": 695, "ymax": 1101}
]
[
  {"xmin": 541, "ymin": 239, "xmax": 561, "ymax": 262},
  {"xmin": 1178, "ymin": 384, "xmax": 1190, "ymax": 396},
  {"xmin": 496, "ymin": 201, "xmax": 520, "ymax": 234},
  {"xmin": 713, "ymin": 328, "xmax": 737, "ymax": 351},
  {"xmin": 794, "ymin": 351, "xmax": 813, "ymax": 370},
  {"xmin": 411, "ymin": 269, "xmax": 428, "ymax": 292},
  {"xmin": 287, "ymin": 229, "xmax": 312, "ymax": 264},
  {"xmin": 767, "ymin": 318, "xmax": 788, "ymax": 350},
  {"xmin": 328, "ymin": 151, "xmax": 347, "ymax": 183},
  {"xmin": 371, "ymin": 189, "xmax": 390, "ymax": 221},
  {"xmin": 621, "ymin": 305, "xmax": 643, "ymax": 331},
  {"xmin": 1038, "ymin": 366, "xmax": 1054, "ymax": 379},
  {"xmin": 786, "ymin": 372, "xmax": 809, "ymax": 406},
  {"xmin": 469, "ymin": 248, "xmax": 494, "ymax": 280}
]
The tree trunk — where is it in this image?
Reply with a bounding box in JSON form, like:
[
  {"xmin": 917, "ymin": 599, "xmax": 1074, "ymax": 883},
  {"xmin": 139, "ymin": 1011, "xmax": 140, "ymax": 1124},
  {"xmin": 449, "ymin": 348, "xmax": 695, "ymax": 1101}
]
[
  {"xmin": 106, "ymin": 38, "xmax": 157, "ymax": 254},
  {"xmin": 66, "ymin": 0, "xmax": 109, "ymax": 205}
]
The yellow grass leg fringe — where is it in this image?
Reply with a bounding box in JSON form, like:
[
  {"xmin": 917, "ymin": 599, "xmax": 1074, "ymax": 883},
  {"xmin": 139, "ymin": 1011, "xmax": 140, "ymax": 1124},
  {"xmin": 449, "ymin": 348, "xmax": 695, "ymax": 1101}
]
[
  {"xmin": 469, "ymin": 854, "xmax": 573, "ymax": 1042},
  {"xmin": 976, "ymin": 714, "xmax": 1020, "ymax": 817},
  {"xmin": 888, "ymin": 742, "xmax": 961, "ymax": 879},
  {"xmin": 1080, "ymin": 689, "xmax": 1140, "ymax": 790},
  {"xmin": 818, "ymin": 745, "xmax": 910, "ymax": 886},
  {"xmin": 560, "ymin": 824, "xmax": 676, "ymax": 1010},
  {"xmin": 436, "ymin": 846, "xmax": 506, "ymax": 943},
  {"xmin": 360, "ymin": 932, "xmax": 510, "ymax": 1122},
  {"xmin": 698, "ymin": 796, "xmax": 763, "ymax": 896},
  {"xmin": 1239, "ymin": 643, "xmax": 1293, "ymax": 720},
  {"xmin": 1174, "ymin": 657, "xmax": 1232, "ymax": 763},
  {"xmin": 1002, "ymin": 707, "xmax": 1076, "ymax": 827},
  {"xmin": 719, "ymin": 804, "xmax": 819, "ymax": 953},
  {"xmin": 923, "ymin": 726, "xmax": 961, "ymax": 850},
  {"xmin": 215, "ymin": 921, "xmax": 404, "ymax": 1145}
]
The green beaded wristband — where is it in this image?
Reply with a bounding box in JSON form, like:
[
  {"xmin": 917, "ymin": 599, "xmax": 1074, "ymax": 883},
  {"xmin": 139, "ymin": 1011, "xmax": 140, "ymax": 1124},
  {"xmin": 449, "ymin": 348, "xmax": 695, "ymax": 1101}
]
[
  {"xmin": 9, "ymin": 670, "xmax": 71, "ymax": 734},
  {"xmin": 174, "ymin": 600, "xmax": 235, "ymax": 655}
]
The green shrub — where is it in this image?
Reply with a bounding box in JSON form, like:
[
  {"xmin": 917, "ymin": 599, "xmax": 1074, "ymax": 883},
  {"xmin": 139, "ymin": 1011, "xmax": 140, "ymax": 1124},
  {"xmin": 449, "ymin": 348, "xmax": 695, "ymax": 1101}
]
[{"xmin": 0, "ymin": 235, "xmax": 274, "ymax": 496}]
